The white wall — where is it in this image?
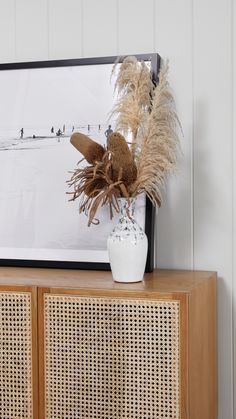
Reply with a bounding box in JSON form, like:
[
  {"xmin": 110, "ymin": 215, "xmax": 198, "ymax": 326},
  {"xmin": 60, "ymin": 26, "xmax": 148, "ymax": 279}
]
[{"xmin": 0, "ymin": 0, "xmax": 234, "ymax": 417}]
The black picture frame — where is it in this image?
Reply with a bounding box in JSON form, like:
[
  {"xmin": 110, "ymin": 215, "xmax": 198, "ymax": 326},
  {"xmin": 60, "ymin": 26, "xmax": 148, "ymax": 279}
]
[{"xmin": 0, "ymin": 53, "xmax": 161, "ymax": 272}]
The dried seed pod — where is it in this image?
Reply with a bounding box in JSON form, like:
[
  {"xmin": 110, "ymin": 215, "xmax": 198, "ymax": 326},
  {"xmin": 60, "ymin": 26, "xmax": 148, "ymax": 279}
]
[
  {"xmin": 107, "ymin": 132, "xmax": 137, "ymax": 185},
  {"xmin": 70, "ymin": 132, "xmax": 105, "ymax": 164}
]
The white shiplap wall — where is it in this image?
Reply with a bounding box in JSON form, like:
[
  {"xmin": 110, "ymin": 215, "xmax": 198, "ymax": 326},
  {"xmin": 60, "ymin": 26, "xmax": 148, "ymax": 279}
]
[
  {"xmin": 0, "ymin": 0, "xmax": 234, "ymax": 417},
  {"xmin": 193, "ymin": 2, "xmax": 234, "ymax": 418}
]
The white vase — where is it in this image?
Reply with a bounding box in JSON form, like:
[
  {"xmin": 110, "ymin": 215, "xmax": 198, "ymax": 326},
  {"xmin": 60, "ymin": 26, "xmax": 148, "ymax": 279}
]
[{"xmin": 107, "ymin": 197, "xmax": 148, "ymax": 283}]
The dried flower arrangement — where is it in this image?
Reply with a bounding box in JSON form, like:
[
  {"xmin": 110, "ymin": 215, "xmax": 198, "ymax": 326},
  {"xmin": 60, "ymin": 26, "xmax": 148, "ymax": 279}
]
[{"xmin": 67, "ymin": 56, "xmax": 181, "ymax": 226}]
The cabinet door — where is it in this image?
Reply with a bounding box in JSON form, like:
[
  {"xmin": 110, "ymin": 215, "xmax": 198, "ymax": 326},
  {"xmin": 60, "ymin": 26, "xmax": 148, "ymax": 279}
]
[
  {"xmin": 39, "ymin": 288, "xmax": 186, "ymax": 419},
  {"xmin": 0, "ymin": 286, "xmax": 38, "ymax": 419}
]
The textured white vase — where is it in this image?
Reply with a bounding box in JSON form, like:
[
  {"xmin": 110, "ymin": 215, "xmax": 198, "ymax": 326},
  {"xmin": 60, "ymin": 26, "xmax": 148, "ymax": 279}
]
[{"xmin": 107, "ymin": 197, "xmax": 148, "ymax": 283}]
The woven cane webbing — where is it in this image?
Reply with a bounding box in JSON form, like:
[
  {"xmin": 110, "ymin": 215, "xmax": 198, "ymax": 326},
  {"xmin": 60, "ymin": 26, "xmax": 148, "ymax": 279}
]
[
  {"xmin": 0, "ymin": 292, "xmax": 32, "ymax": 418},
  {"xmin": 44, "ymin": 295, "xmax": 180, "ymax": 419}
]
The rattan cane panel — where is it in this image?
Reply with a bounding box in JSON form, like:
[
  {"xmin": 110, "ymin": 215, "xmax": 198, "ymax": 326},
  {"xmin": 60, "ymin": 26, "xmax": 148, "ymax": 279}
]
[
  {"xmin": 0, "ymin": 292, "xmax": 32, "ymax": 419},
  {"xmin": 44, "ymin": 295, "xmax": 180, "ymax": 419}
]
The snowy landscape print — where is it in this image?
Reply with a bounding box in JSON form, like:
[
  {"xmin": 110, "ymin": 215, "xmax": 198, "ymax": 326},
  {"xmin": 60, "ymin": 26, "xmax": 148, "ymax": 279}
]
[{"xmin": 0, "ymin": 63, "xmax": 145, "ymax": 263}]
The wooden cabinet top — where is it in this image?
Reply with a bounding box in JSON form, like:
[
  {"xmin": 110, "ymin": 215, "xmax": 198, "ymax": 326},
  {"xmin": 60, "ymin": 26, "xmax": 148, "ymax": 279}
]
[{"xmin": 0, "ymin": 267, "xmax": 216, "ymax": 295}]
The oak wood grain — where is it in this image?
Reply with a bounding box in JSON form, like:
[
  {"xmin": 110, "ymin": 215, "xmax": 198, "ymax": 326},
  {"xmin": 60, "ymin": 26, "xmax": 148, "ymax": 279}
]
[
  {"xmin": 0, "ymin": 266, "xmax": 216, "ymax": 292},
  {"xmin": 188, "ymin": 274, "xmax": 217, "ymax": 419}
]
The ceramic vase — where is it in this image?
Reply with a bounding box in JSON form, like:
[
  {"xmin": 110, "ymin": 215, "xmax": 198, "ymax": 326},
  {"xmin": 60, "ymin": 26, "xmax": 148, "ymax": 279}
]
[{"xmin": 107, "ymin": 197, "xmax": 148, "ymax": 283}]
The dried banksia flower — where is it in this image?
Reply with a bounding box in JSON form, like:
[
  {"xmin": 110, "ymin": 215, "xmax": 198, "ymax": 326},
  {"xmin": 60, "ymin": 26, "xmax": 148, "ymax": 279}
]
[
  {"xmin": 107, "ymin": 132, "xmax": 137, "ymax": 186},
  {"xmin": 70, "ymin": 132, "xmax": 105, "ymax": 164}
]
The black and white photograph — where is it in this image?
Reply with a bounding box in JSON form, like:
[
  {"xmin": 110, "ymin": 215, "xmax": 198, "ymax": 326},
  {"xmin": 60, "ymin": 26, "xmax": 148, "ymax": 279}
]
[{"xmin": 0, "ymin": 59, "xmax": 148, "ymax": 267}]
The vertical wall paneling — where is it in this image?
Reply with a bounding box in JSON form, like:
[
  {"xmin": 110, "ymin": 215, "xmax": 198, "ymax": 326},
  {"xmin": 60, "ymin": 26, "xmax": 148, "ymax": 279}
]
[
  {"xmin": 15, "ymin": 0, "xmax": 48, "ymax": 62},
  {"xmin": 82, "ymin": 0, "xmax": 117, "ymax": 58},
  {"xmin": 193, "ymin": 0, "xmax": 233, "ymax": 418},
  {"xmin": 154, "ymin": 0, "xmax": 193, "ymax": 269},
  {"xmin": 48, "ymin": 0, "xmax": 82, "ymax": 59},
  {"xmin": 233, "ymin": 0, "xmax": 236, "ymax": 416},
  {"xmin": 0, "ymin": 0, "xmax": 15, "ymax": 63},
  {"xmin": 117, "ymin": 0, "xmax": 154, "ymax": 55}
]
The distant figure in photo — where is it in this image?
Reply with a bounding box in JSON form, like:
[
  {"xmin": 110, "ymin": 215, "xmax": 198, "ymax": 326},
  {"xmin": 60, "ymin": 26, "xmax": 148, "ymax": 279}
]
[
  {"xmin": 63, "ymin": 124, "xmax": 65, "ymax": 134},
  {"xmin": 56, "ymin": 128, "xmax": 62, "ymax": 142},
  {"xmin": 104, "ymin": 125, "xmax": 113, "ymax": 139},
  {"xmin": 51, "ymin": 126, "xmax": 54, "ymax": 134},
  {"xmin": 98, "ymin": 124, "xmax": 101, "ymax": 131},
  {"xmin": 72, "ymin": 126, "xmax": 74, "ymax": 132},
  {"xmin": 20, "ymin": 128, "xmax": 24, "ymax": 139},
  {"xmin": 88, "ymin": 124, "xmax": 90, "ymax": 133}
]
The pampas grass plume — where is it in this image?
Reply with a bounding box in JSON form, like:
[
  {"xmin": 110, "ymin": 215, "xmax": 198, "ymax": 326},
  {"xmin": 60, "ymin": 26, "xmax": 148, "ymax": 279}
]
[{"xmin": 131, "ymin": 60, "xmax": 181, "ymax": 206}]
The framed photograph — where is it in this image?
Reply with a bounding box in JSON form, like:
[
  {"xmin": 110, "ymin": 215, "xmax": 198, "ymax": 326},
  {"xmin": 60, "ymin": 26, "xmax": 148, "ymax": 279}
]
[{"xmin": 0, "ymin": 53, "xmax": 160, "ymax": 271}]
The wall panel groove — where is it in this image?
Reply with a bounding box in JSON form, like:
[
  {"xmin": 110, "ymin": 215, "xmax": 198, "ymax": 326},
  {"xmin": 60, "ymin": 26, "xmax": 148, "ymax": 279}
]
[
  {"xmin": 80, "ymin": 0, "xmax": 84, "ymax": 57},
  {"xmin": 233, "ymin": 0, "xmax": 236, "ymax": 416}
]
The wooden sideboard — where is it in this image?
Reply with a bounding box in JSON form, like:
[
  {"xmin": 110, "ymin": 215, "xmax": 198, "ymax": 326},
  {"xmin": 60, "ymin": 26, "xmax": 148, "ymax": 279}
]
[{"xmin": 0, "ymin": 268, "xmax": 217, "ymax": 419}]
